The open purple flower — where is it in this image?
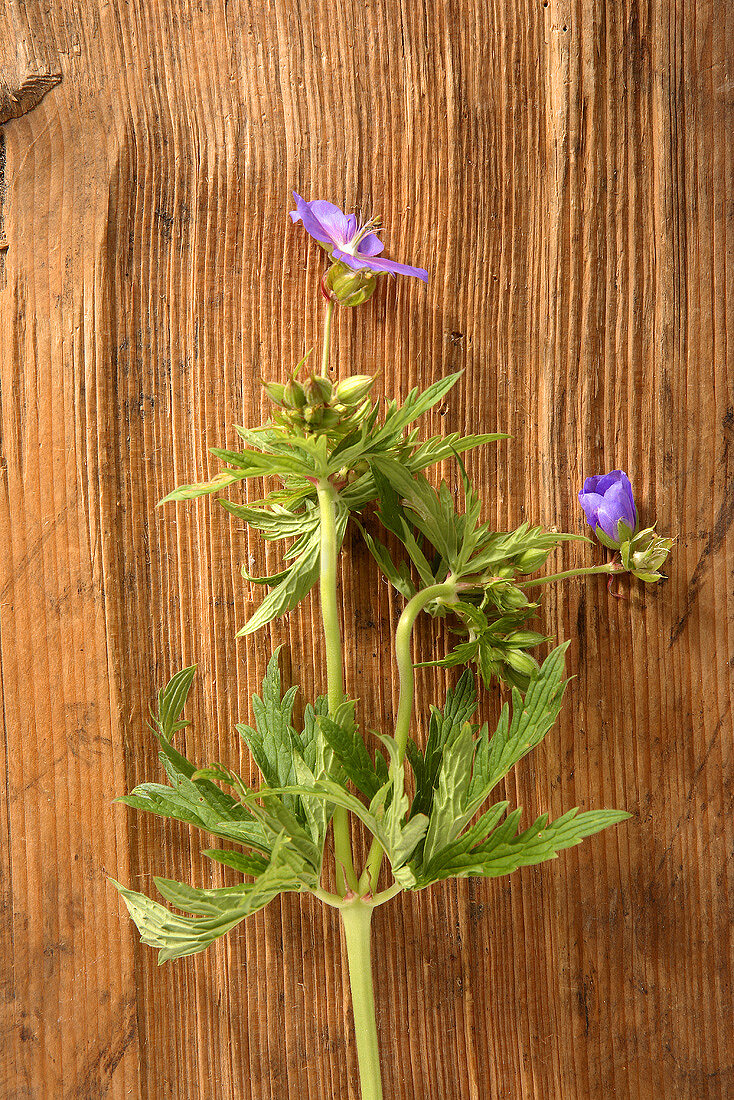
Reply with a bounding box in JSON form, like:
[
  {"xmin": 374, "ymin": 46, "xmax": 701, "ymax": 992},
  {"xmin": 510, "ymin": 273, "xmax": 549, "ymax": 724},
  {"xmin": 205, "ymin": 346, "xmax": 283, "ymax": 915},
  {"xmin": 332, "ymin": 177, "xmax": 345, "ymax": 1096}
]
[
  {"xmin": 579, "ymin": 470, "xmax": 638, "ymax": 547},
  {"xmin": 290, "ymin": 193, "xmax": 428, "ymax": 282}
]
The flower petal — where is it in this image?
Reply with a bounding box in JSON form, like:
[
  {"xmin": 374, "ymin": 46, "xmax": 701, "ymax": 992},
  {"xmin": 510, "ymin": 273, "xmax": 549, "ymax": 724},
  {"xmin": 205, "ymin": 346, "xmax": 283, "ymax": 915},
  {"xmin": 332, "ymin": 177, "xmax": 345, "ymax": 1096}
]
[
  {"xmin": 578, "ymin": 490, "xmax": 604, "ymax": 531},
  {"xmin": 333, "ymin": 248, "xmax": 428, "ymax": 282},
  {"xmin": 593, "ymin": 470, "xmax": 625, "ymax": 496},
  {"xmin": 582, "ymin": 475, "xmax": 604, "ymax": 494},
  {"xmin": 357, "ymin": 232, "xmax": 384, "ymax": 257},
  {"xmin": 601, "ymin": 476, "xmax": 637, "ymax": 533},
  {"xmin": 596, "ymin": 500, "xmax": 626, "ymax": 542},
  {"xmin": 290, "ymin": 193, "xmax": 353, "ymax": 247}
]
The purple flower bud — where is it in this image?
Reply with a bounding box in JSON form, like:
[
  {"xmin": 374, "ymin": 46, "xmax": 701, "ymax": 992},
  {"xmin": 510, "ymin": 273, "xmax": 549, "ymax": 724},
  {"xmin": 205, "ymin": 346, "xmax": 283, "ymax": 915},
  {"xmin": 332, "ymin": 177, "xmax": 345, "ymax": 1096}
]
[{"xmin": 578, "ymin": 470, "xmax": 638, "ymax": 547}]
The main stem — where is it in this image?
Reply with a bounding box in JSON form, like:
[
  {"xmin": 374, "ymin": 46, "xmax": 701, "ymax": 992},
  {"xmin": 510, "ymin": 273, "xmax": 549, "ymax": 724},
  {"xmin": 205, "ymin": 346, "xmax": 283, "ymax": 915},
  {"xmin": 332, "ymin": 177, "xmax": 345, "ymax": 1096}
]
[
  {"xmin": 316, "ymin": 480, "xmax": 344, "ymax": 711},
  {"xmin": 315, "ymin": 295, "xmax": 356, "ymax": 894},
  {"xmin": 316, "ymin": 294, "xmax": 381, "ymax": 1100},
  {"xmin": 317, "ymin": 478, "xmax": 356, "ymax": 894},
  {"xmin": 359, "ymin": 580, "xmax": 457, "ymax": 895},
  {"xmin": 340, "ymin": 901, "xmax": 382, "ymax": 1100}
]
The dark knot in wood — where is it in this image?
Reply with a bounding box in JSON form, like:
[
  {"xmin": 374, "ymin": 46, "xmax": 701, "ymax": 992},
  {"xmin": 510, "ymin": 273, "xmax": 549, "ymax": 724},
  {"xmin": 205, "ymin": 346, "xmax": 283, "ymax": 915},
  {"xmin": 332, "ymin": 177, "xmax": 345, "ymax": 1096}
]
[{"xmin": 0, "ymin": 69, "xmax": 61, "ymax": 124}]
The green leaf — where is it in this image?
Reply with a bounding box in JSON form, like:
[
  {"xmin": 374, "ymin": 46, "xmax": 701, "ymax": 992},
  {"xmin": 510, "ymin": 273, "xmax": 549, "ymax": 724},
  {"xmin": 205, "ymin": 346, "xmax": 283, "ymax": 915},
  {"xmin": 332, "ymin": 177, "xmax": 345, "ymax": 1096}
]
[
  {"xmin": 250, "ymin": 764, "xmax": 428, "ymax": 886},
  {"xmin": 475, "ymin": 807, "xmax": 631, "ymax": 877},
  {"xmin": 407, "ymin": 669, "xmax": 477, "ymax": 820},
  {"xmin": 421, "ymin": 721, "xmax": 475, "ymax": 865},
  {"xmin": 155, "ymin": 738, "xmax": 267, "ymax": 849},
  {"xmin": 243, "ymin": 780, "xmax": 389, "ymax": 864},
  {"xmin": 237, "ymin": 533, "xmax": 320, "ymax": 636},
  {"xmin": 370, "ymin": 735, "xmax": 429, "ymax": 883},
  {"xmin": 301, "ymin": 695, "xmax": 329, "ymax": 772},
  {"xmin": 153, "ymin": 665, "xmax": 197, "ymax": 740},
  {"xmin": 468, "ymin": 644, "xmax": 569, "ymax": 810},
  {"xmin": 202, "ymin": 849, "xmax": 269, "ymax": 877},
  {"xmin": 111, "ymin": 826, "xmax": 321, "ymax": 963},
  {"xmin": 330, "ymin": 373, "xmax": 464, "ymax": 476},
  {"xmin": 357, "ymin": 524, "xmax": 416, "ymax": 601},
  {"xmin": 219, "ymin": 499, "xmax": 317, "ymax": 541},
  {"xmin": 112, "ymin": 879, "xmax": 256, "ymax": 963},
  {"xmin": 237, "ymin": 505, "xmax": 348, "ymax": 635},
  {"xmin": 153, "ymin": 877, "xmax": 255, "ymax": 917},
  {"xmin": 158, "ymin": 470, "xmax": 249, "ymax": 504},
  {"xmin": 321, "ymin": 710, "xmax": 384, "ymax": 800},
  {"xmin": 405, "ymin": 432, "xmax": 508, "ymax": 475},
  {"xmin": 118, "ymin": 686, "xmax": 270, "ymax": 853},
  {"xmin": 292, "ymin": 754, "xmax": 332, "ymax": 848},
  {"xmin": 370, "ymin": 459, "xmax": 457, "ymax": 566},
  {"xmin": 236, "ymin": 650, "xmax": 301, "ymax": 809},
  {"xmin": 369, "ymin": 466, "xmax": 438, "ymax": 587},
  {"xmin": 411, "ymin": 806, "xmax": 630, "ymax": 887},
  {"xmin": 242, "ymin": 794, "xmax": 324, "ymax": 873},
  {"xmin": 417, "ymin": 800, "xmax": 510, "ymax": 882}
]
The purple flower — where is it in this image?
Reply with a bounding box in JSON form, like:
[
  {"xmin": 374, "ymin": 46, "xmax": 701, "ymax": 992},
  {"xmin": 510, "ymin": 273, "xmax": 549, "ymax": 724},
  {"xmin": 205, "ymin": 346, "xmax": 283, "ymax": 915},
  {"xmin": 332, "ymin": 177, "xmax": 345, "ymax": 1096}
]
[
  {"xmin": 290, "ymin": 193, "xmax": 428, "ymax": 282},
  {"xmin": 579, "ymin": 470, "xmax": 638, "ymax": 547}
]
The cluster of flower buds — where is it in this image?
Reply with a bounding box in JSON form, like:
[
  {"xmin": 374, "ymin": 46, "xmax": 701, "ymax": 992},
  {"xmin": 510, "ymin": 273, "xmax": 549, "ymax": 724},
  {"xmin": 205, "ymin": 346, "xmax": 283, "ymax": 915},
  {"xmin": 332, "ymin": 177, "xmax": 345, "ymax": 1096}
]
[
  {"xmin": 262, "ymin": 372, "xmax": 375, "ymax": 437},
  {"xmin": 478, "ymin": 582, "xmax": 545, "ymax": 689}
]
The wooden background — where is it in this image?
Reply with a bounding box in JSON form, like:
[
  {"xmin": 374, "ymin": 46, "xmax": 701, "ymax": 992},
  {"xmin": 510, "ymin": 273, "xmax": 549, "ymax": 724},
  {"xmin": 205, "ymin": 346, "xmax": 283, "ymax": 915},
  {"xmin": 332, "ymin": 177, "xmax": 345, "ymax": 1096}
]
[{"xmin": 1, "ymin": 0, "xmax": 732, "ymax": 1097}]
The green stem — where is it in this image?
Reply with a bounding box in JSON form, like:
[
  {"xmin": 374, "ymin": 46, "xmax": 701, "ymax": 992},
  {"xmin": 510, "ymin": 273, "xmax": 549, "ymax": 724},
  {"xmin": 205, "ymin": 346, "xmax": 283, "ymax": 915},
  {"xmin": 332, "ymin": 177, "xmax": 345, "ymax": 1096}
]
[
  {"xmin": 359, "ymin": 580, "xmax": 457, "ymax": 895},
  {"xmin": 321, "ymin": 298, "xmax": 335, "ymax": 377},
  {"xmin": 310, "ymin": 886, "xmax": 347, "ymax": 909},
  {"xmin": 370, "ymin": 883, "xmax": 403, "ymax": 907},
  {"xmin": 316, "ymin": 480, "xmax": 345, "ymax": 711},
  {"xmin": 341, "ymin": 900, "xmax": 382, "ymax": 1100},
  {"xmin": 316, "ymin": 478, "xmax": 356, "ymax": 894},
  {"xmin": 519, "ymin": 562, "xmax": 624, "ymax": 589}
]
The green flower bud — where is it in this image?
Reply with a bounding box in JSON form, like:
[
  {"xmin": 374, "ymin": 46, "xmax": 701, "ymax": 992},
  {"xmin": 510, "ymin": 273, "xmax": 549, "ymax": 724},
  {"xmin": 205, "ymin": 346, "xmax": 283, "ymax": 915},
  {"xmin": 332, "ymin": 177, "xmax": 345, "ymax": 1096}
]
[
  {"xmin": 335, "ymin": 374, "xmax": 375, "ymax": 406},
  {"xmin": 504, "ymin": 649, "xmax": 539, "ymax": 678},
  {"xmin": 318, "ymin": 408, "xmax": 341, "ymax": 429},
  {"xmin": 493, "ymin": 582, "xmax": 530, "ymax": 610},
  {"xmin": 284, "ymin": 379, "xmax": 307, "ymax": 409},
  {"xmin": 262, "ymin": 381, "xmax": 287, "ymax": 407},
  {"xmin": 514, "ymin": 547, "xmax": 551, "ymax": 574},
  {"xmin": 336, "ymin": 378, "xmax": 376, "ymax": 409},
  {"xmin": 504, "ymin": 630, "xmax": 549, "ymax": 648},
  {"xmin": 304, "ymin": 375, "xmax": 333, "ymax": 406},
  {"xmin": 325, "ymin": 261, "xmax": 378, "ymax": 307}
]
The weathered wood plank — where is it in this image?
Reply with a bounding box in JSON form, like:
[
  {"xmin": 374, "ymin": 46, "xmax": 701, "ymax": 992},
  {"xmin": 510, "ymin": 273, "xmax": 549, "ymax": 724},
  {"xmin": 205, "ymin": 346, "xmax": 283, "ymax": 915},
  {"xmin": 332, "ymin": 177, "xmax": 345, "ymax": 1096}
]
[{"xmin": 1, "ymin": 1, "xmax": 731, "ymax": 1097}]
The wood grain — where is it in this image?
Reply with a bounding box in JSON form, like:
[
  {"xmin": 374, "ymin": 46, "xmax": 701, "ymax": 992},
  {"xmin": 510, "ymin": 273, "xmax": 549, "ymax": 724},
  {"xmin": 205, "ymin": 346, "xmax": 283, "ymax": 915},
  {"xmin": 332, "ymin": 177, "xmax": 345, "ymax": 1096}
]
[{"xmin": 1, "ymin": 1, "xmax": 731, "ymax": 1097}]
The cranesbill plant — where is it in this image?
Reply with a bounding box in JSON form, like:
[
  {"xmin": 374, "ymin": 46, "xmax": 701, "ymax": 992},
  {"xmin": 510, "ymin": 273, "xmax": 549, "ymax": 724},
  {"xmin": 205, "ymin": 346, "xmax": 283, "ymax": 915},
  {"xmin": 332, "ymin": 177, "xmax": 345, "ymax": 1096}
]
[{"xmin": 113, "ymin": 196, "xmax": 672, "ymax": 1099}]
